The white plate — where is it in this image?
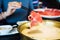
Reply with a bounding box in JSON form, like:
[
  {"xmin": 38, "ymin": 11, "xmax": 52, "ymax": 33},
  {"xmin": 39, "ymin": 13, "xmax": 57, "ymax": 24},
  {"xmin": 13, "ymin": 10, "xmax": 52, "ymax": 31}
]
[
  {"xmin": 41, "ymin": 15, "xmax": 60, "ymax": 18},
  {"xmin": 33, "ymin": 9, "xmax": 45, "ymax": 12},
  {"xmin": 0, "ymin": 28, "xmax": 18, "ymax": 36},
  {"xmin": 33, "ymin": 9, "xmax": 60, "ymax": 18}
]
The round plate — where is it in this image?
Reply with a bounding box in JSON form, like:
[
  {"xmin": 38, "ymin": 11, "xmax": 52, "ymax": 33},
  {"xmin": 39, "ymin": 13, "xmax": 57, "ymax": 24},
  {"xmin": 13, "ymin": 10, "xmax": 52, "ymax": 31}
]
[
  {"xmin": 33, "ymin": 9, "xmax": 45, "ymax": 12},
  {"xmin": 33, "ymin": 9, "xmax": 60, "ymax": 18},
  {"xmin": 41, "ymin": 15, "xmax": 60, "ymax": 18}
]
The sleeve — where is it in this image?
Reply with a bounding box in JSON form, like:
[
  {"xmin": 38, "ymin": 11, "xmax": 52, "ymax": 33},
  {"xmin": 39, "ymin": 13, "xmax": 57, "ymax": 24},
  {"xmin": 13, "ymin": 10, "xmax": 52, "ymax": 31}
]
[
  {"xmin": 0, "ymin": 0, "xmax": 2, "ymax": 13},
  {"xmin": 0, "ymin": 0, "xmax": 3, "ymax": 8}
]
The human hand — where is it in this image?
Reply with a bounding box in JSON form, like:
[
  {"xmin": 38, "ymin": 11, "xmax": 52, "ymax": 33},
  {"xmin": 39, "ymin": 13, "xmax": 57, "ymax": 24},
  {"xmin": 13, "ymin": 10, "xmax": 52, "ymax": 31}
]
[{"xmin": 6, "ymin": 1, "xmax": 22, "ymax": 16}]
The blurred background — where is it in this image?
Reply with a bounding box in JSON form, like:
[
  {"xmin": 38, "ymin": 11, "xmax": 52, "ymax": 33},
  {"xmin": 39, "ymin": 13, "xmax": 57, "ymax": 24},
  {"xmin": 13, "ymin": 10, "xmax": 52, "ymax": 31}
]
[{"xmin": 38, "ymin": 0, "xmax": 60, "ymax": 9}]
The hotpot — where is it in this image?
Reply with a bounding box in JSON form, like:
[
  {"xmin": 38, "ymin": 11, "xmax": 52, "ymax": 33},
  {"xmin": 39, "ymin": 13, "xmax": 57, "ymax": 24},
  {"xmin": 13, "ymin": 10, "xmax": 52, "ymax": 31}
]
[{"xmin": 17, "ymin": 20, "xmax": 60, "ymax": 40}]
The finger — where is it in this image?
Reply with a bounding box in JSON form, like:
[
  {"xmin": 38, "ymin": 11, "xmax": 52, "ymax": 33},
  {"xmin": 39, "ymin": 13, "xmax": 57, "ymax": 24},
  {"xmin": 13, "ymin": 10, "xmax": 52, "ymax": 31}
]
[
  {"xmin": 8, "ymin": 2, "xmax": 13, "ymax": 7},
  {"xmin": 19, "ymin": 2, "xmax": 22, "ymax": 6},
  {"xmin": 11, "ymin": 9, "xmax": 16, "ymax": 13},
  {"xmin": 8, "ymin": 2, "xmax": 22, "ymax": 9}
]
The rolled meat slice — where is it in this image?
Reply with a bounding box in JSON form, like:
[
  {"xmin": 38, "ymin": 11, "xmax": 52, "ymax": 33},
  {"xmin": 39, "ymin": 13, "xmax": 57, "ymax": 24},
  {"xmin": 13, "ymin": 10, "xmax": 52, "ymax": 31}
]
[{"xmin": 28, "ymin": 11, "xmax": 43, "ymax": 27}]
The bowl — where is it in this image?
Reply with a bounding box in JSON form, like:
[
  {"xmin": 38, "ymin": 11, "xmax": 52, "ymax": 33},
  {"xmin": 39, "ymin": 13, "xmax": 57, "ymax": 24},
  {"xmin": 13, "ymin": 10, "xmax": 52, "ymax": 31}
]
[
  {"xmin": 0, "ymin": 25, "xmax": 12, "ymax": 35},
  {"xmin": 17, "ymin": 20, "xmax": 60, "ymax": 40}
]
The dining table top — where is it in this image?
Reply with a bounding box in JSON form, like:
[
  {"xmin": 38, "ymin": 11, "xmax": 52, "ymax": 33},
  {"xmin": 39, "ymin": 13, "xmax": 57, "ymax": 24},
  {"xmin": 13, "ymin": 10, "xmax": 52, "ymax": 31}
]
[
  {"xmin": 0, "ymin": 33, "xmax": 21, "ymax": 40},
  {"xmin": 0, "ymin": 17, "xmax": 60, "ymax": 40}
]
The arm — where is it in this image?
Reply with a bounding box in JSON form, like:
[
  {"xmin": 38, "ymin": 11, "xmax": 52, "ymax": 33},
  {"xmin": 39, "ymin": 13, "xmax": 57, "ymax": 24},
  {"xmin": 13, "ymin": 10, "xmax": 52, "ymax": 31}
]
[
  {"xmin": 0, "ymin": 2, "xmax": 22, "ymax": 20},
  {"xmin": 0, "ymin": 0, "xmax": 7, "ymax": 20},
  {"xmin": 0, "ymin": 12, "xmax": 9, "ymax": 20}
]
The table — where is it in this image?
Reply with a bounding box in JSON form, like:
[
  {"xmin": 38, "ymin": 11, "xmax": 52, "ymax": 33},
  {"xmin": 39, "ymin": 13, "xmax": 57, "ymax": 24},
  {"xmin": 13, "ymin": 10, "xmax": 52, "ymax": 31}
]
[
  {"xmin": 0, "ymin": 17, "xmax": 60, "ymax": 40},
  {"xmin": 0, "ymin": 33, "xmax": 21, "ymax": 40}
]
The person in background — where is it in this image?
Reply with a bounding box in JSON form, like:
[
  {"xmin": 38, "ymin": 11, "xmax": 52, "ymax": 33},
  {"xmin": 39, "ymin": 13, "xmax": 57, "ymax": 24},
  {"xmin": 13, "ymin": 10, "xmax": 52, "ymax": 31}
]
[
  {"xmin": 0, "ymin": 0, "xmax": 39, "ymax": 25},
  {"xmin": 40, "ymin": 0, "xmax": 60, "ymax": 9}
]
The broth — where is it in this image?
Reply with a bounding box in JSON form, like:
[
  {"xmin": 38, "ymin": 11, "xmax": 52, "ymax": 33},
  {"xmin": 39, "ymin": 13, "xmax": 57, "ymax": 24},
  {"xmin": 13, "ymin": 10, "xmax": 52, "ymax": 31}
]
[{"xmin": 21, "ymin": 22, "xmax": 60, "ymax": 40}]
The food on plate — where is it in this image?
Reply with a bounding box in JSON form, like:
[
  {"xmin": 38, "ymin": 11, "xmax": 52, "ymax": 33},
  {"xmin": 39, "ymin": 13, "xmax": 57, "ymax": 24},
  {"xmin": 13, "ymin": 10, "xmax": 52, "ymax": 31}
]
[
  {"xmin": 0, "ymin": 25, "xmax": 12, "ymax": 34},
  {"xmin": 36, "ymin": 9, "xmax": 60, "ymax": 16},
  {"xmin": 44, "ymin": 9, "xmax": 60, "ymax": 16},
  {"xmin": 0, "ymin": 25, "xmax": 12, "ymax": 30},
  {"xmin": 0, "ymin": 27, "xmax": 11, "ymax": 30},
  {"xmin": 20, "ymin": 21, "xmax": 60, "ymax": 40}
]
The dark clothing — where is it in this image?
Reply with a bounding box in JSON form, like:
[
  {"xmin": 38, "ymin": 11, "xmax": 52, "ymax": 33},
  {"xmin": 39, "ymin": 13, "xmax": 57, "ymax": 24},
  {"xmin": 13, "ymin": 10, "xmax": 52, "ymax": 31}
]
[{"xmin": 0, "ymin": 0, "xmax": 39, "ymax": 25}]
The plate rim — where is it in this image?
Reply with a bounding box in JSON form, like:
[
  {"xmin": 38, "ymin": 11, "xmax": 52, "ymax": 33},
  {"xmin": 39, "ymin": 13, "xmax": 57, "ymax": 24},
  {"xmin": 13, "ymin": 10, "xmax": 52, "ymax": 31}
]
[{"xmin": 41, "ymin": 15, "xmax": 60, "ymax": 18}]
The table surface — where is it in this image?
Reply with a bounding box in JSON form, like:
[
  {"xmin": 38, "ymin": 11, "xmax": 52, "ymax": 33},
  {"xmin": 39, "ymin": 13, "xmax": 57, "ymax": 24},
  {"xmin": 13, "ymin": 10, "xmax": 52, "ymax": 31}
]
[
  {"xmin": 0, "ymin": 17, "xmax": 60, "ymax": 40},
  {"xmin": 0, "ymin": 33, "xmax": 21, "ymax": 40}
]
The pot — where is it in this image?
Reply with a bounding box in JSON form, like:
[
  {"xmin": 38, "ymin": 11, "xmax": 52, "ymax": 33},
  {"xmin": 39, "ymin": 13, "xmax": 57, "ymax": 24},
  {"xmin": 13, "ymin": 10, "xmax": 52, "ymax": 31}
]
[{"xmin": 17, "ymin": 20, "xmax": 60, "ymax": 40}]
